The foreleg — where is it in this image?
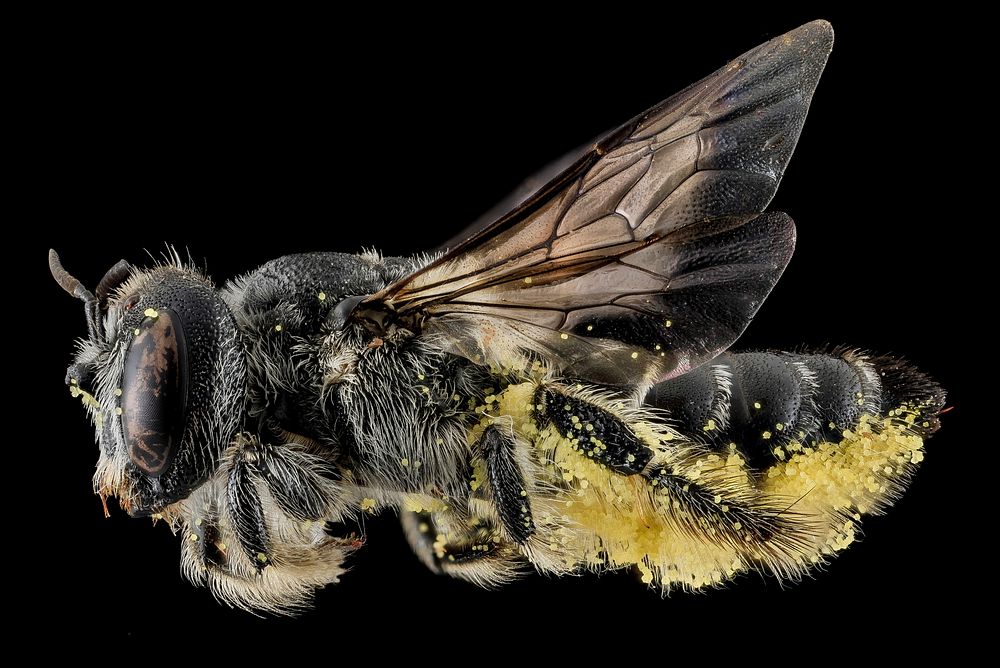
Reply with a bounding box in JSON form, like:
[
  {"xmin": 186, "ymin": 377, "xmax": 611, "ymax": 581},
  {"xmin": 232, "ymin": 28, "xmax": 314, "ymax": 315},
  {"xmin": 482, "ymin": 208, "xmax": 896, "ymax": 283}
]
[{"xmin": 175, "ymin": 436, "xmax": 355, "ymax": 614}]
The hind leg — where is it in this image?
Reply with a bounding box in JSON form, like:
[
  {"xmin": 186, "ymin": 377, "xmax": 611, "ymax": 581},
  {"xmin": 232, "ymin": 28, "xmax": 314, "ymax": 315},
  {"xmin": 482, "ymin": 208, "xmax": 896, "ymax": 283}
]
[
  {"xmin": 532, "ymin": 382, "xmax": 811, "ymax": 560},
  {"xmin": 468, "ymin": 381, "xmax": 814, "ymax": 589}
]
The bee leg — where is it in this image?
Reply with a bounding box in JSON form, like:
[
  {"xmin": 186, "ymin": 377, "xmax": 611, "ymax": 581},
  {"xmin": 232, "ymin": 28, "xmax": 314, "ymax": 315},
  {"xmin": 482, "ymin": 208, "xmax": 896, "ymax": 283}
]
[
  {"xmin": 400, "ymin": 509, "xmax": 523, "ymax": 586},
  {"xmin": 534, "ymin": 385, "xmax": 653, "ymax": 474},
  {"xmin": 247, "ymin": 442, "xmax": 342, "ymax": 522},
  {"xmin": 400, "ymin": 510, "xmax": 442, "ymax": 574},
  {"xmin": 183, "ymin": 502, "xmax": 228, "ymax": 569},
  {"xmin": 222, "ymin": 439, "xmax": 346, "ymax": 570},
  {"xmin": 535, "ymin": 383, "xmax": 812, "ymax": 564},
  {"xmin": 179, "ymin": 438, "xmax": 354, "ymax": 613},
  {"xmin": 226, "ymin": 447, "xmax": 272, "ymax": 569},
  {"xmin": 479, "ymin": 425, "xmax": 535, "ymax": 544}
]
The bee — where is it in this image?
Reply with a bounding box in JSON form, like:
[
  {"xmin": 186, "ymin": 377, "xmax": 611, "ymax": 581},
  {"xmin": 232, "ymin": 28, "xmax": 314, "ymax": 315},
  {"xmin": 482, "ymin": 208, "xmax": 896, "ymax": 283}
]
[{"xmin": 50, "ymin": 20, "xmax": 944, "ymax": 614}]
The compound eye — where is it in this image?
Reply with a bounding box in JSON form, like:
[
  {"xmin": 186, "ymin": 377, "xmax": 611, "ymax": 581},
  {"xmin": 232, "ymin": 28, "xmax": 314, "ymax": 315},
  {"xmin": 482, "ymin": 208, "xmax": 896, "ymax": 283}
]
[{"xmin": 121, "ymin": 308, "xmax": 188, "ymax": 477}]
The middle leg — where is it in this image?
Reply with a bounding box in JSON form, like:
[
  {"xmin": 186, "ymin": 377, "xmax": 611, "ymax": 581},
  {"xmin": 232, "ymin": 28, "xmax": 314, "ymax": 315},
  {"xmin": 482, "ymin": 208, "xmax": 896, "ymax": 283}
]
[{"xmin": 399, "ymin": 506, "xmax": 523, "ymax": 587}]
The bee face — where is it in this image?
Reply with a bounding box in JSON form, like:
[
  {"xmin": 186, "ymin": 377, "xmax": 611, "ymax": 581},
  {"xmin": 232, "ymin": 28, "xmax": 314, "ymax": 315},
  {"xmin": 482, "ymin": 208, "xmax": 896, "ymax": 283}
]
[{"xmin": 58, "ymin": 254, "xmax": 247, "ymax": 515}]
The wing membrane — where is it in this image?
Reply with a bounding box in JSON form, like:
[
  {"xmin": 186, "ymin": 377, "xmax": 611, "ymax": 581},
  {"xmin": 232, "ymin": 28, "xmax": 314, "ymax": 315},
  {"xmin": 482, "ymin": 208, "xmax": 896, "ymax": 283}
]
[{"xmin": 374, "ymin": 21, "xmax": 832, "ymax": 386}]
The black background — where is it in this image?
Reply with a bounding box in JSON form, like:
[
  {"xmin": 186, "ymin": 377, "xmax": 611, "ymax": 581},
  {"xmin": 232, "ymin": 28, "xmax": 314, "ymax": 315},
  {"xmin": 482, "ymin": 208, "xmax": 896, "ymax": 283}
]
[{"xmin": 21, "ymin": 8, "xmax": 975, "ymax": 647}]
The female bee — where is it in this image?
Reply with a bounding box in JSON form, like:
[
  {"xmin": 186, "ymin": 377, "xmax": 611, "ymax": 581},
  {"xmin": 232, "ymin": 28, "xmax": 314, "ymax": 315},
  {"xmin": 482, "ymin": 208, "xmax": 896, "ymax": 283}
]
[{"xmin": 51, "ymin": 20, "xmax": 944, "ymax": 614}]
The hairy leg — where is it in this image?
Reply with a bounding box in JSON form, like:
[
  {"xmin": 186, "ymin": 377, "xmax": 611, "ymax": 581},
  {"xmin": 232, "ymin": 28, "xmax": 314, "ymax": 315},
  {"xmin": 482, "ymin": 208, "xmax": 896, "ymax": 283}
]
[
  {"xmin": 532, "ymin": 382, "xmax": 813, "ymax": 574},
  {"xmin": 171, "ymin": 436, "xmax": 355, "ymax": 613},
  {"xmin": 399, "ymin": 507, "xmax": 523, "ymax": 587}
]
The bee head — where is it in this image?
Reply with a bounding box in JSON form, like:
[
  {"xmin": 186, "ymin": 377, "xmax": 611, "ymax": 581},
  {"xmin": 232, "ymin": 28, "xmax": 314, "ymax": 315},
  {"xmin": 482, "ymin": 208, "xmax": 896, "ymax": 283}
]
[{"xmin": 50, "ymin": 250, "xmax": 247, "ymax": 516}]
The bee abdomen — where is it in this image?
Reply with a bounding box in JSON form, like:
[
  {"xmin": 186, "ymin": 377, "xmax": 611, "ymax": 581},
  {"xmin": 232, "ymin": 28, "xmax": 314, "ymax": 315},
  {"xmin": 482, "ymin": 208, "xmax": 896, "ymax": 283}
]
[{"xmin": 646, "ymin": 349, "xmax": 944, "ymax": 469}]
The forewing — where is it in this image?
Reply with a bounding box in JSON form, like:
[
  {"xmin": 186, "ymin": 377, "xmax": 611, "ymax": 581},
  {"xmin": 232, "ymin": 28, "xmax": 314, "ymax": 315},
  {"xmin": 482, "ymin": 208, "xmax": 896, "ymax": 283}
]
[
  {"xmin": 437, "ymin": 139, "xmax": 595, "ymax": 252},
  {"xmin": 377, "ymin": 21, "xmax": 832, "ymax": 386}
]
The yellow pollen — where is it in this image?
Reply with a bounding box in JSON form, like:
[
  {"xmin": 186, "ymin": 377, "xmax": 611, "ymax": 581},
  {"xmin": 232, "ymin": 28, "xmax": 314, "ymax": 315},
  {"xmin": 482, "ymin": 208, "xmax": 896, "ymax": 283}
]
[
  {"xmin": 560, "ymin": 333, "xmax": 569, "ymax": 340},
  {"xmin": 274, "ymin": 323, "xmax": 283, "ymax": 332},
  {"xmin": 318, "ymin": 291, "xmax": 327, "ymax": 301},
  {"xmin": 143, "ymin": 308, "xmax": 158, "ymax": 319}
]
